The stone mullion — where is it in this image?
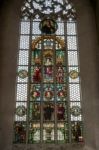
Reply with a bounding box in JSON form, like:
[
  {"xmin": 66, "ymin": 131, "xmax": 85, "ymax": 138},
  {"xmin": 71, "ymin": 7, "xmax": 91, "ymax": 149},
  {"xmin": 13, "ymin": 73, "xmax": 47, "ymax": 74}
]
[
  {"xmin": 40, "ymin": 36, "xmax": 44, "ymax": 143},
  {"xmin": 26, "ymin": 19, "xmax": 33, "ymax": 145},
  {"xmin": 64, "ymin": 20, "xmax": 71, "ymax": 143},
  {"xmin": 53, "ymin": 35, "xmax": 57, "ymax": 143}
]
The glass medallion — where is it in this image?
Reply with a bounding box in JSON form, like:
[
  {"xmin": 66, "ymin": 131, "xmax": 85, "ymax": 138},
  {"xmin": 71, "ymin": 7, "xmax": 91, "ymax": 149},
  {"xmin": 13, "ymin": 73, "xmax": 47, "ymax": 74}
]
[
  {"xmin": 31, "ymin": 91, "xmax": 40, "ymax": 100},
  {"xmin": 71, "ymin": 106, "xmax": 81, "ymax": 117},
  {"xmin": 44, "ymin": 91, "xmax": 53, "ymax": 101},
  {"xmin": 16, "ymin": 105, "xmax": 26, "ymax": 117},
  {"xmin": 43, "ymin": 84, "xmax": 54, "ymax": 101},
  {"xmin": 30, "ymin": 85, "xmax": 40, "ymax": 101},
  {"xmin": 40, "ymin": 19, "xmax": 58, "ymax": 34},
  {"xmin": 18, "ymin": 70, "xmax": 28, "ymax": 79},
  {"xmin": 56, "ymin": 84, "xmax": 67, "ymax": 101},
  {"xmin": 69, "ymin": 70, "xmax": 79, "ymax": 79}
]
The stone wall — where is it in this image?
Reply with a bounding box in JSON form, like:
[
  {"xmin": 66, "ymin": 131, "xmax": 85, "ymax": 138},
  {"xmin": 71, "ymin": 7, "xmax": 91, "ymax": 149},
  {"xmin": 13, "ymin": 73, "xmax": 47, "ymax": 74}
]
[{"xmin": 0, "ymin": 0, "xmax": 99, "ymax": 150}]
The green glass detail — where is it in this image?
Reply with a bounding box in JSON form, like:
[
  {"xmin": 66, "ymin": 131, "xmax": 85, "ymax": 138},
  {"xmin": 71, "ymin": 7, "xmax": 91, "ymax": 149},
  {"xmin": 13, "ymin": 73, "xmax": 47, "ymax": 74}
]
[
  {"xmin": 16, "ymin": 105, "xmax": 26, "ymax": 117},
  {"xmin": 71, "ymin": 106, "xmax": 81, "ymax": 117},
  {"xmin": 57, "ymin": 123, "xmax": 69, "ymax": 143},
  {"xmin": 31, "ymin": 50, "xmax": 41, "ymax": 65},
  {"xmin": 18, "ymin": 70, "xmax": 28, "ymax": 79},
  {"xmin": 56, "ymin": 50, "xmax": 65, "ymax": 66},
  {"xmin": 29, "ymin": 123, "xmax": 40, "ymax": 143},
  {"xmin": 29, "ymin": 102, "xmax": 40, "ymax": 121}
]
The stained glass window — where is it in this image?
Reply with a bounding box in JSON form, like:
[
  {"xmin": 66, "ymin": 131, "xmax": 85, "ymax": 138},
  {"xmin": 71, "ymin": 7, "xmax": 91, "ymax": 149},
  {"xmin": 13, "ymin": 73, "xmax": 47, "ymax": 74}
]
[{"xmin": 13, "ymin": 0, "xmax": 83, "ymax": 144}]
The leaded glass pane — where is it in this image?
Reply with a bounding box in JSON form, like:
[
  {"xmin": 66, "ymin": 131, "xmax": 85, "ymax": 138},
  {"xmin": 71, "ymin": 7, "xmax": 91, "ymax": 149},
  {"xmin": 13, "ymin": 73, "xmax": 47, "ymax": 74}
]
[
  {"xmin": 28, "ymin": 123, "xmax": 40, "ymax": 143},
  {"xmin": 68, "ymin": 51, "xmax": 78, "ymax": 66},
  {"xmin": 21, "ymin": 21, "xmax": 30, "ymax": 34},
  {"xmin": 20, "ymin": 35, "xmax": 29, "ymax": 49},
  {"xmin": 16, "ymin": 84, "xmax": 28, "ymax": 102},
  {"xmin": 69, "ymin": 84, "xmax": 81, "ymax": 101},
  {"xmin": 18, "ymin": 50, "xmax": 29, "ymax": 65},
  {"xmin": 67, "ymin": 36, "xmax": 77, "ymax": 50},
  {"xmin": 14, "ymin": 0, "xmax": 83, "ymax": 145}
]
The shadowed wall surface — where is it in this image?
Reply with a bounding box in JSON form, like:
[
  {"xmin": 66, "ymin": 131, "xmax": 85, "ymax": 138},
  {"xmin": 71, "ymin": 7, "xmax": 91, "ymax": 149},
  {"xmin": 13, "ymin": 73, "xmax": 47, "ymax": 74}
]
[{"xmin": 0, "ymin": 0, "xmax": 99, "ymax": 150}]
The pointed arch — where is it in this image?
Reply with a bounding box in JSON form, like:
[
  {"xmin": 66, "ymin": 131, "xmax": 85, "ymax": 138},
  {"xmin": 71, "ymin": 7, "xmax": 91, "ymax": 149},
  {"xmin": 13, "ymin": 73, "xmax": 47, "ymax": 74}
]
[{"xmin": 13, "ymin": 0, "xmax": 83, "ymax": 145}]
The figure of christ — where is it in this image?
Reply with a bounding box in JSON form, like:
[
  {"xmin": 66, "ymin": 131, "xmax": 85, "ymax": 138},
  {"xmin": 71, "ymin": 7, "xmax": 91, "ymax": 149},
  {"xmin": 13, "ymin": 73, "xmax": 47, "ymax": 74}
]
[{"xmin": 44, "ymin": 104, "xmax": 54, "ymax": 120}]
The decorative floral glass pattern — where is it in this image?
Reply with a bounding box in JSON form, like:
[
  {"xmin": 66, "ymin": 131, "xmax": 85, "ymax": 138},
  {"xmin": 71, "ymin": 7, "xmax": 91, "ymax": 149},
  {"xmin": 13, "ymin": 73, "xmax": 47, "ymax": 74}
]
[{"xmin": 14, "ymin": 0, "xmax": 83, "ymax": 144}]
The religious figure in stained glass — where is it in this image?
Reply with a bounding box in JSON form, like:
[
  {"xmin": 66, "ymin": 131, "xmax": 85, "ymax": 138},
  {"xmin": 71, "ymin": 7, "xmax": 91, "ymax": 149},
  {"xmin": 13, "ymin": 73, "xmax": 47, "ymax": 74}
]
[
  {"xmin": 14, "ymin": 0, "xmax": 83, "ymax": 145},
  {"xmin": 57, "ymin": 103, "xmax": 65, "ymax": 120},
  {"xmin": 43, "ymin": 104, "xmax": 54, "ymax": 121},
  {"xmin": 32, "ymin": 66, "xmax": 41, "ymax": 83}
]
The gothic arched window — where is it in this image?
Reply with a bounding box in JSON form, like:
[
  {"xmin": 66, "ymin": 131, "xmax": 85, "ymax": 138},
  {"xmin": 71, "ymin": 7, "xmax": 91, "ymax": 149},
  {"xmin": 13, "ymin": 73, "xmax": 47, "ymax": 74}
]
[{"xmin": 14, "ymin": 0, "xmax": 83, "ymax": 144}]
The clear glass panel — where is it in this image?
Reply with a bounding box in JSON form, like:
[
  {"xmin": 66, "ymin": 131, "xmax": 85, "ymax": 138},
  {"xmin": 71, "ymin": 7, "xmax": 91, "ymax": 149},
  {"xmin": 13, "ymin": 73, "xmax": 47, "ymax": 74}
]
[
  {"xmin": 32, "ymin": 21, "xmax": 41, "ymax": 34},
  {"xmin": 16, "ymin": 84, "xmax": 28, "ymax": 102},
  {"xmin": 21, "ymin": 21, "xmax": 30, "ymax": 34},
  {"xmin": 69, "ymin": 84, "xmax": 81, "ymax": 101},
  {"xmin": 18, "ymin": 50, "xmax": 29, "ymax": 65},
  {"xmin": 67, "ymin": 22, "xmax": 76, "ymax": 35},
  {"xmin": 67, "ymin": 36, "xmax": 77, "ymax": 50},
  {"xmin": 20, "ymin": 35, "xmax": 29, "ymax": 49},
  {"xmin": 56, "ymin": 22, "xmax": 64, "ymax": 35},
  {"xmin": 68, "ymin": 51, "xmax": 78, "ymax": 66}
]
